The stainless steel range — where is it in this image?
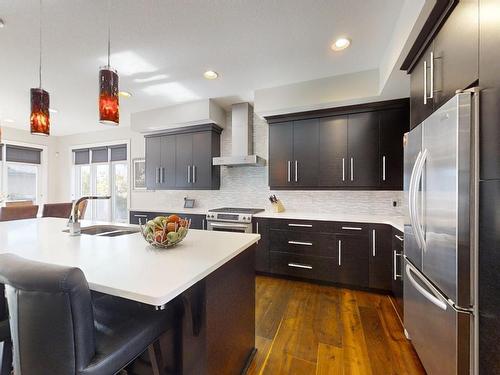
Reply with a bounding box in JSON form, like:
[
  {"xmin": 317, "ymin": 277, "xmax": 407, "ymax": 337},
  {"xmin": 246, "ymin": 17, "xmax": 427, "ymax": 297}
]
[{"xmin": 206, "ymin": 207, "xmax": 264, "ymax": 233}]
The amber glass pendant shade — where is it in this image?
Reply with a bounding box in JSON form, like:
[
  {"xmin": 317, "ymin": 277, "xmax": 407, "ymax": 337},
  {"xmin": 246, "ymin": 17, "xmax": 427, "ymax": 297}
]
[
  {"xmin": 30, "ymin": 88, "xmax": 50, "ymax": 136},
  {"xmin": 99, "ymin": 66, "xmax": 119, "ymax": 125}
]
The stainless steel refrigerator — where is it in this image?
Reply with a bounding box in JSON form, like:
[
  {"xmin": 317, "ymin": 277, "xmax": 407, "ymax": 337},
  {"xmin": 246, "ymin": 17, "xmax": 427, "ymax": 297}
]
[{"xmin": 404, "ymin": 91, "xmax": 478, "ymax": 375}]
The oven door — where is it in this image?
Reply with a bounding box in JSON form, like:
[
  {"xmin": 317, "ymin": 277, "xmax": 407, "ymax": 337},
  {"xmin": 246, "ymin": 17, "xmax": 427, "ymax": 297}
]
[{"xmin": 206, "ymin": 221, "xmax": 252, "ymax": 233}]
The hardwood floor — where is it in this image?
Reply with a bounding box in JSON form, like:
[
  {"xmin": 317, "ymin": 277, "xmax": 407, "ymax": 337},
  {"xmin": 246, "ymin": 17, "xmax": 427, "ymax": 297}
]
[{"xmin": 247, "ymin": 276, "xmax": 425, "ymax": 375}]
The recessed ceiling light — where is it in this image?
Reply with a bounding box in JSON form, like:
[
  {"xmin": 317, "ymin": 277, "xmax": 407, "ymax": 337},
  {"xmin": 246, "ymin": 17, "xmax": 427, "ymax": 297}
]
[
  {"xmin": 49, "ymin": 108, "xmax": 58, "ymax": 113},
  {"xmin": 203, "ymin": 70, "xmax": 219, "ymax": 80},
  {"xmin": 0, "ymin": 19, "xmax": 5, "ymax": 28},
  {"xmin": 331, "ymin": 38, "xmax": 351, "ymax": 51},
  {"xmin": 119, "ymin": 91, "xmax": 133, "ymax": 98}
]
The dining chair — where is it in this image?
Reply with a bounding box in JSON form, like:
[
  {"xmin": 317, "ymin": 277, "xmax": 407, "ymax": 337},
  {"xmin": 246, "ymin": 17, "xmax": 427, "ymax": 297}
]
[
  {"xmin": 0, "ymin": 205, "xmax": 39, "ymax": 222},
  {"xmin": 0, "ymin": 253, "xmax": 177, "ymax": 375},
  {"xmin": 42, "ymin": 203, "xmax": 73, "ymax": 219}
]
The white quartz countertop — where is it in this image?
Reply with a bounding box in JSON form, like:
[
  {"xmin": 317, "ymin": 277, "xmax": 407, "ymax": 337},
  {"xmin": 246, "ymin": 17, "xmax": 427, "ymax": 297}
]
[
  {"xmin": 254, "ymin": 211, "xmax": 404, "ymax": 232},
  {"xmin": 0, "ymin": 218, "xmax": 259, "ymax": 306}
]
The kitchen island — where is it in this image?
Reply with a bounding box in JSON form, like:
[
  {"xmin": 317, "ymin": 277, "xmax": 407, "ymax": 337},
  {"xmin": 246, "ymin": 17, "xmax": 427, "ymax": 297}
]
[{"xmin": 0, "ymin": 217, "xmax": 260, "ymax": 374}]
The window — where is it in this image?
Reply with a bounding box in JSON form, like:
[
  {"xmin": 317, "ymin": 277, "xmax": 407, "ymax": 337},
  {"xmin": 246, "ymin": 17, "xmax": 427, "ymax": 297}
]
[
  {"xmin": 0, "ymin": 143, "xmax": 44, "ymax": 205},
  {"xmin": 72, "ymin": 144, "xmax": 128, "ymax": 223}
]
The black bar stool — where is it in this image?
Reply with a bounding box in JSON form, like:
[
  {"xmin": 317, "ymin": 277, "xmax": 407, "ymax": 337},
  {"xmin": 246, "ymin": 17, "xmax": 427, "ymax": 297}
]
[
  {"xmin": 0, "ymin": 253, "xmax": 177, "ymax": 375},
  {"xmin": 0, "ymin": 284, "xmax": 12, "ymax": 375}
]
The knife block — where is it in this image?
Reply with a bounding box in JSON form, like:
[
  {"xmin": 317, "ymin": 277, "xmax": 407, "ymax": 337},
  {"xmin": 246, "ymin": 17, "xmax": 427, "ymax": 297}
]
[{"xmin": 272, "ymin": 200, "xmax": 285, "ymax": 213}]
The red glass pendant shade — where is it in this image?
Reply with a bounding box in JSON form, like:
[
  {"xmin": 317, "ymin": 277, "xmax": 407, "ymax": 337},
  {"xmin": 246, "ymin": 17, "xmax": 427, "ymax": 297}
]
[
  {"xmin": 30, "ymin": 88, "xmax": 50, "ymax": 136},
  {"xmin": 99, "ymin": 67, "xmax": 119, "ymax": 125}
]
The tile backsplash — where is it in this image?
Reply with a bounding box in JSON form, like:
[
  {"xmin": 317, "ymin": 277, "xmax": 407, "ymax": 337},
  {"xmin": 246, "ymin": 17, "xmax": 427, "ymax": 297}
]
[{"xmin": 131, "ymin": 112, "xmax": 405, "ymax": 216}]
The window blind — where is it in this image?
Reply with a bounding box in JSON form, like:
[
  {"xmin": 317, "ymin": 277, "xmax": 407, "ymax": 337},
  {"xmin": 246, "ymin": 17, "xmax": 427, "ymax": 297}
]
[
  {"xmin": 110, "ymin": 144, "xmax": 127, "ymax": 161},
  {"xmin": 91, "ymin": 147, "xmax": 108, "ymax": 163},
  {"xmin": 6, "ymin": 145, "xmax": 42, "ymax": 164},
  {"xmin": 74, "ymin": 148, "xmax": 90, "ymax": 165}
]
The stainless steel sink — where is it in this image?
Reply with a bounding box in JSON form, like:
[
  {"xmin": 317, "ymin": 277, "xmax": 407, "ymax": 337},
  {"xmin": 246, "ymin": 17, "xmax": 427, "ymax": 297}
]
[{"xmin": 63, "ymin": 225, "xmax": 140, "ymax": 237}]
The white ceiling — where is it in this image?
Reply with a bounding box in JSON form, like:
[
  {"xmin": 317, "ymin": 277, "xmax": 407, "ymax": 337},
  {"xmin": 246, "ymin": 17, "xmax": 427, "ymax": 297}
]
[{"xmin": 0, "ymin": 0, "xmax": 407, "ymax": 136}]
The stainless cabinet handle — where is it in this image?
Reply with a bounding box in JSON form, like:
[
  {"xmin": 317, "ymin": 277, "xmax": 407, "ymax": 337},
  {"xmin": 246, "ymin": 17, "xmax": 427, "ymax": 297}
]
[
  {"xmin": 160, "ymin": 167, "xmax": 165, "ymax": 183},
  {"xmin": 187, "ymin": 165, "xmax": 191, "ymax": 183},
  {"xmin": 342, "ymin": 226, "xmax": 362, "ymax": 231},
  {"xmin": 134, "ymin": 214, "xmax": 148, "ymax": 218},
  {"xmin": 288, "ymin": 241, "xmax": 313, "ymax": 246},
  {"xmin": 429, "ymin": 51, "xmax": 434, "ymax": 99},
  {"xmin": 287, "ymin": 161, "xmax": 291, "ymax": 182},
  {"xmin": 202, "ymin": 219, "xmax": 205, "ymax": 230},
  {"xmin": 256, "ymin": 222, "xmax": 259, "ymax": 234},
  {"xmin": 288, "ymin": 223, "xmax": 313, "ymax": 228},
  {"xmin": 338, "ymin": 240, "xmax": 342, "ymax": 266},
  {"xmin": 342, "ymin": 158, "xmax": 345, "ymax": 181},
  {"xmin": 295, "ymin": 160, "xmax": 298, "ymax": 182},
  {"xmin": 350, "ymin": 157, "xmax": 354, "ymax": 181},
  {"xmin": 395, "ymin": 234, "xmax": 404, "ymax": 242},
  {"xmin": 372, "ymin": 229, "xmax": 376, "ymax": 257},
  {"xmin": 424, "ymin": 60, "xmax": 428, "ymax": 105},
  {"xmin": 288, "ymin": 263, "xmax": 312, "ymax": 270},
  {"xmin": 382, "ymin": 156, "xmax": 386, "ymax": 181},
  {"xmin": 192, "ymin": 165, "xmax": 196, "ymax": 183},
  {"xmin": 155, "ymin": 167, "xmax": 160, "ymax": 184},
  {"xmin": 394, "ymin": 251, "xmax": 402, "ymax": 280}
]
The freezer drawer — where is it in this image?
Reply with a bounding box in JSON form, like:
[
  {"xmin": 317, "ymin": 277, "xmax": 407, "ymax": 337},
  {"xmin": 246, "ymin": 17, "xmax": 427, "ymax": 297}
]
[{"xmin": 404, "ymin": 259, "xmax": 471, "ymax": 375}]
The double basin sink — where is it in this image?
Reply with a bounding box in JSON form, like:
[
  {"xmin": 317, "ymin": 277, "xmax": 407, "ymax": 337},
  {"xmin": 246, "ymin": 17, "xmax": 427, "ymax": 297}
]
[{"xmin": 63, "ymin": 225, "xmax": 140, "ymax": 237}]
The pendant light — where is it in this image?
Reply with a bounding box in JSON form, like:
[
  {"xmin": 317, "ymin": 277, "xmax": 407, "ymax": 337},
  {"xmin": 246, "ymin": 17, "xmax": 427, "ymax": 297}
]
[
  {"xmin": 99, "ymin": 0, "xmax": 119, "ymax": 125},
  {"xmin": 30, "ymin": 0, "xmax": 50, "ymax": 136}
]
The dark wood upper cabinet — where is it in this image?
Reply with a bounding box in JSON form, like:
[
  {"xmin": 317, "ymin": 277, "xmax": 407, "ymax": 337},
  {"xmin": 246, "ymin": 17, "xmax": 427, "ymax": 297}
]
[
  {"xmin": 267, "ymin": 99, "xmax": 409, "ymax": 190},
  {"xmin": 347, "ymin": 112, "xmax": 380, "ymax": 187},
  {"xmin": 145, "ymin": 136, "xmax": 162, "ymax": 190},
  {"xmin": 145, "ymin": 124, "xmax": 221, "ymax": 190},
  {"xmin": 319, "ymin": 116, "xmax": 348, "ymax": 187},
  {"xmin": 292, "ymin": 119, "xmax": 319, "ymax": 187},
  {"xmin": 410, "ymin": 44, "xmax": 434, "ymax": 129},
  {"xmin": 269, "ymin": 122, "xmax": 293, "ymax": 188},
  {"xmin": 175, "ymin": 133, "xmax": 193, "ymax": 189},
  {"xmin": 479, "ymin": 0, "xmax": 500, "ymax": 181},
  {"xmin": 433, "ymin": 0, "xmax": 478, "ymax": 109},
  {"xmin": 192, "ymin": 131, "xmax": 216, "ymax": 189},
  {"xmin": 406, "ymin": 0, "xmax": 478, "ymax": 129},
  {"xmin": 379, "ymin": 109, "xmax": 408, "ymax": 189}
]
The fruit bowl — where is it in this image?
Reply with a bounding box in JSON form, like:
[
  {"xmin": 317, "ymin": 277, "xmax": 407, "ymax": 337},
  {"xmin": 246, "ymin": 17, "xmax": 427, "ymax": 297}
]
[{"xmin": 139, "ymin": 215, "xmax": 191, "ymax": 249}]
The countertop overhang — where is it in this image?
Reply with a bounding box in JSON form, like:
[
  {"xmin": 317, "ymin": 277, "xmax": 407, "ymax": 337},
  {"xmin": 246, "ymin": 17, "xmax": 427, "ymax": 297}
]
[{"xmin": 0, "ymin": 218, "xmax": 260, "ymax": 307}]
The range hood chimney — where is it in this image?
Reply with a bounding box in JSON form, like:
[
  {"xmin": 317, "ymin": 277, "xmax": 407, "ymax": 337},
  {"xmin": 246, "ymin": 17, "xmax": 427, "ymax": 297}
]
[{"xmin": 213, "ymin": 103, "xmax": 266, "ymax": 167}]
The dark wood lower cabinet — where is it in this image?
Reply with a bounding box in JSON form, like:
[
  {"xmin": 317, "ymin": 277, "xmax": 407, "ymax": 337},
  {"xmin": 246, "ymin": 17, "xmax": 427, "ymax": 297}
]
[
  {"xmin": 336, "ymin": 234, "xmax": 369, "ymax": 288},
  {"xmin": 391, "ymin": 229, "xmax": 404, "ymax": 320},
  {"xmin": 368, "ymin": 224, "xmax": 393, "ymax": 290},
  {"xmin": 129, "ymin": 210, "xmax": 206, "ymax": 230},
  {"xmin": 263, "ymin": 219, "xmax": 396, "ymax": 292},
  {"xmin": 254, "ymin": 218, "xmax": 269, "ymax": 273}
]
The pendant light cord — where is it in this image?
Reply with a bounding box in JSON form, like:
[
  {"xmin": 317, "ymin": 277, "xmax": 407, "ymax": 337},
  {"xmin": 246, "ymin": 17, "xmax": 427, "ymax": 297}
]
[
  {"xmin": 39, "ymin": 0, "xmax": 42, "ymax": 88},
  {"xmin": 107, "ymin": 0, "xmax": 111, "ymax": 67}
]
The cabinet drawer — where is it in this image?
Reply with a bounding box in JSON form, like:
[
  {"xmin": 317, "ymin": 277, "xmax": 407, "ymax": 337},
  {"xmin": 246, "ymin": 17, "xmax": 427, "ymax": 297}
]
[
  {"xmin": 269, "ymin": 229, "xmax": 336, "ymax": 257},
  {"xmin": 269, "ymin": 219, "xmax": 333, "ymax": 233},
  {"xmin": 270, "ymin": 252, "xmax": 337, "ymax": 282},
  {"xmin": 333, "ymin": 222, "xmax": 369, "ymax": 235}
]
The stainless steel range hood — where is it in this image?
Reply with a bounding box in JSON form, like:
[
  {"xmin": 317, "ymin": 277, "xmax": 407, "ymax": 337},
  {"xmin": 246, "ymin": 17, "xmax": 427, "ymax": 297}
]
[{"xmin": 213, "ymin": 103, "xmax": 266, "ymax": 167}]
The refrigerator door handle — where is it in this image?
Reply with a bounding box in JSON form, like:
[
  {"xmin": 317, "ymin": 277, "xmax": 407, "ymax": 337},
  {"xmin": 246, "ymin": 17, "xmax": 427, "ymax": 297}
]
[
  {"xmin": 409, "ymin": 150, "xmax": 423, "ymax": 249},
  {"xmin": 406, "ymin": 262, "xmax": 448, "ymax": 311},
  {"xmin": 413, "ymin": 149, "xmax": 428, "ymax": 252}
]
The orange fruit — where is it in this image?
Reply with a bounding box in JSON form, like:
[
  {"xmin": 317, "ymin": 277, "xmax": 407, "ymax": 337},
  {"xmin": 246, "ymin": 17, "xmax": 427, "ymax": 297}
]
[
  {"xmin": 167, "ymin": 214, "xmax": 180, "ymax": 223},
  {"xmin": 166, "ymin": 222, "xmax": 177, "ymax": 233}
]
